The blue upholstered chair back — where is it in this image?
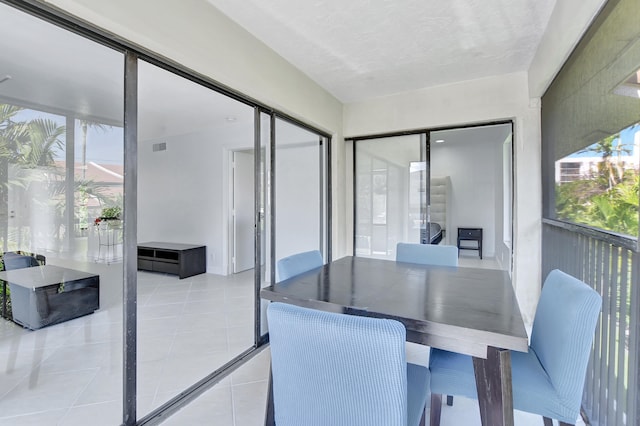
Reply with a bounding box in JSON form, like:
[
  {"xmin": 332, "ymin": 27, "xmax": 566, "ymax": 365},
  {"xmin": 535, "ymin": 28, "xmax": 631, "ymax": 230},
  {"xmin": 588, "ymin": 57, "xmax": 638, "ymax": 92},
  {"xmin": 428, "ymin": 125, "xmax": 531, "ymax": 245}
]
[
  {"xmin": 396, "ymin": 243, "xmax": 458, "ymax": 267},
  {"xmin": 3, "ymin": 253, "xmax": 41, "ymax": 271},
  {"xmin": 530, "ymin": 270, "xmax": 602, "ymax": 413},
  {"xmin": 267, "ymin": 302, "xmax": 409, "ymax": 426},
  {"xmin": 276, "ymin": 250, "xmax": 323, "ymax": 282},
  {"xmin": 1, "ymin": 251, "xmax": 45, "ymax": 271}
]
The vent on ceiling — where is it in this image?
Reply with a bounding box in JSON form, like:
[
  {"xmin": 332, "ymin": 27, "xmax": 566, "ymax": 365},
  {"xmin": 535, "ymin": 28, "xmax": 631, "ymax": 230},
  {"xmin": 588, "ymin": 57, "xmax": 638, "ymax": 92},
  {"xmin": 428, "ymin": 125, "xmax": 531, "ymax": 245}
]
[{"xmin": 152, "ymin": 142, "xmax": 167, "ymax": 152}]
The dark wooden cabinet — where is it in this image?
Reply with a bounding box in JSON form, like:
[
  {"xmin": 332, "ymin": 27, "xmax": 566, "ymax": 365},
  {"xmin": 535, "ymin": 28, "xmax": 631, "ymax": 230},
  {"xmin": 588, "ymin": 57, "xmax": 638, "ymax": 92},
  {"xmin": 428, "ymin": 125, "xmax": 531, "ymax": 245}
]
[
  {"xmin": 137, "ymin": 242, "xmax": 206, "ymax": 279},
  {"xmin": 457, "ymin": 227, "xmax": 483, "ymax": 259}
]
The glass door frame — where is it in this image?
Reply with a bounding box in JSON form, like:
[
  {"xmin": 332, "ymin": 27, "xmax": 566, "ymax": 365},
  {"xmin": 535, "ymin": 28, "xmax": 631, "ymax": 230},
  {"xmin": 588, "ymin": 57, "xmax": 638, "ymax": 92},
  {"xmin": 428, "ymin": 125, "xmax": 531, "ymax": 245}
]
[
  {"xmin": 267, "ymin": 114, "xmax": 331, "ymax": 286},
  {"xmin": 2, "ymin": 1, "xmax": 333, "ymax": 425},
  {"xmin": 352, "ymin": 133, "xmax": 429, "ymax": 256},
  {"xmin": 349, "ymin": 120, "xmax": 514, "ymax": 258}
]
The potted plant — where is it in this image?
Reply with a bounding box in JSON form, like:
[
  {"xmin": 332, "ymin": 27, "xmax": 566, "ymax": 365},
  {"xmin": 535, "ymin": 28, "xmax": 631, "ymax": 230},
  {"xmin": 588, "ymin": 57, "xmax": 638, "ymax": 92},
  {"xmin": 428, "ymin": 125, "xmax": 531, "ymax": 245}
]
[
  {"xmin": 95, "ymin": 206, "xmax": 122, "ymax": 227},
  {"xmin": 99, "ymin": 206, "xmax": 122, "ymax": 220}
]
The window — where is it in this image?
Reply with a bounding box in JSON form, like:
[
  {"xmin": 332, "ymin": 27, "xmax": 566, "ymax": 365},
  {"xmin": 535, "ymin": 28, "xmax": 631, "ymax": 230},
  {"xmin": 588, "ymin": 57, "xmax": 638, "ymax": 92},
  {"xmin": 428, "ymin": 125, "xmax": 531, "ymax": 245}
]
[{"xmin": 554, "ymin": 122, "xmax": 639, "ymax": 236}]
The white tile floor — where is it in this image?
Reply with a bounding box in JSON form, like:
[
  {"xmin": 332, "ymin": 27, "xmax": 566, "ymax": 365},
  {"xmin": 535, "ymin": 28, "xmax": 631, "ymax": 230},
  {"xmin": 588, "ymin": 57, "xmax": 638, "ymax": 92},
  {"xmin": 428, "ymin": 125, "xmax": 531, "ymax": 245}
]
[
  {"xmin": 0, "ymin": 267, "xmax": 256, "ymax": 425},
  {"xmin": 0, "ymin": 255, "xmax": 587, "ymax": 425},
  {"xmin": 457, "ymin": 251, "xmax": 502, "ymax": 269}
]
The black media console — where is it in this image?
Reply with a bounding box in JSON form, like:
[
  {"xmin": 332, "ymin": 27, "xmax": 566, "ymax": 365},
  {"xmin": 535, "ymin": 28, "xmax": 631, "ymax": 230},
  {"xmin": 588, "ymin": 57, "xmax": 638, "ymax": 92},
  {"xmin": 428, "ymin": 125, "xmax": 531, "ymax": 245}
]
[{"xmin": 137, "ymin": 242, "xmax": 206, "ymax": 279}]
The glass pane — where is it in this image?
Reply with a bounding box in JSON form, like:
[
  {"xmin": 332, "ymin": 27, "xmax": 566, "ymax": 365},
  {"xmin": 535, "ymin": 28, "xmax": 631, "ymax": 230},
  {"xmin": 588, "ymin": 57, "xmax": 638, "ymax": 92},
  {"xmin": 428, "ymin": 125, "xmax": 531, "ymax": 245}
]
[
  {"xmin": 0, "ymin": 3, "xmax": 124, "ymax": 424},
  {"xmin": 430, "ymin": 124, "xmax": 513, "ymax": 268},
  {"xmin": 260, "ymin": 112, "xmax": 270, "ymax": 336},
  {"xmin": 355, "ymin": 135, "xmax": 422, "ymax": 259},
  {"xmin": 554, "ymin": 122, "xmax": 640, "ymax": 236},
  {"xmin": 137, "ymin": 61, "xmax": 255, "ymax": 416},
  {"xmin": 274, "ymin": 119, "xmax": 324, "ymax": 270}
]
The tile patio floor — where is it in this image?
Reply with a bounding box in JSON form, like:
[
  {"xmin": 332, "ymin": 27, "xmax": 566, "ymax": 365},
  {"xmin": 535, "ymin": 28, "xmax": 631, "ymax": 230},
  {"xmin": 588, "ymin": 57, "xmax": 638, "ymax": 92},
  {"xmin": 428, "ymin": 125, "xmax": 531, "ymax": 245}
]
[{"xmin": 0, "ymin": 254, "xmax": 586, "ymax": 425}]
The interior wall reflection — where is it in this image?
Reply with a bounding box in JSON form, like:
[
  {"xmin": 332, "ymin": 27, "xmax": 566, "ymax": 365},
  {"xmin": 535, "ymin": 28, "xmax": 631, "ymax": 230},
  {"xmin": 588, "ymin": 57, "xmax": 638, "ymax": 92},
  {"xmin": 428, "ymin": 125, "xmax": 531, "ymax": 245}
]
[
  {"xmin": 273, "ymin": 118, "xmax": 325, "ymax": 277},
  {"xmin": 354, "ymin": 135, "xmax": 423, "ymax": 260}
]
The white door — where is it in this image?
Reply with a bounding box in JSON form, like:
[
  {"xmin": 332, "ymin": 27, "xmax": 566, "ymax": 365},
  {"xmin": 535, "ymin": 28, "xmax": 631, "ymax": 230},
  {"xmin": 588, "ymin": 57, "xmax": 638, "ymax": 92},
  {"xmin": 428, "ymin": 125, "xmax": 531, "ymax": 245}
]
[{"xmin": 233, "ymin": 150, "xmax": 255, "ymax": 273}]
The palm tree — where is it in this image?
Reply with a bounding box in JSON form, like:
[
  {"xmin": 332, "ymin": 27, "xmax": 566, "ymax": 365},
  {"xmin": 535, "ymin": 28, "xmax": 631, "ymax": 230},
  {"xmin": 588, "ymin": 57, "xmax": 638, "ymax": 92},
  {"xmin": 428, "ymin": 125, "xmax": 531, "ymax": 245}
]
[
  {"xmin": 79, "ymin": 120, "xmax": 110, "ymax": 180},
  {"xmin": 562, "ymin": 127, "xmax": 640, "ymax": 236},
  {"xmin": 78, "ymin": 120, "xmax": 112, "ymax": 231},
  {"xmin": 17, "ymin": 118, "xmax": 65, "ymax": 167},
  {"xmin": 0, "ymin": 104, "xmax": 28, "ymax": 251}
]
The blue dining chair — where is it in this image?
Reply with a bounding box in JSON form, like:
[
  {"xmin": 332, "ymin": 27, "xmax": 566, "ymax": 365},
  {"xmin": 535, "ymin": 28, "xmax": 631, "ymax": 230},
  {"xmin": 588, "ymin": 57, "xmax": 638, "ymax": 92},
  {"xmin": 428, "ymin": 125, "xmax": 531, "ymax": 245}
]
[
  {"xmin": 428, "ymin": 269, "xmax": 602, "ymax": 426},
  {"xmin": 0, "ymin": 251, "xmax": 46, "ymax": 319},
  {"xmin": 267, "ymin": 302, "xmax": 430, "ymax": 426},
  {"xmin": 396, "ymin": 243, "xmax": 458, "ymax": 267},
  {"xmin": 276, "ymin": 250, "xmax": 323, "ymax": 281}
]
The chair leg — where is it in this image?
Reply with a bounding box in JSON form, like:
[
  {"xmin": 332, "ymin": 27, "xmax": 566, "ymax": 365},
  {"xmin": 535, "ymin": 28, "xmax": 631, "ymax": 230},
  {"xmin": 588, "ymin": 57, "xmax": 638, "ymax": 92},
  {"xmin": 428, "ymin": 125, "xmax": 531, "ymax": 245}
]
[
  {"xmin": 446, "ymin": 395, "xmax": 453, "ymax": 406},
  {"xmin": 430, "ymin": 393, "xmax": 442, "ymax": 426},
  {"xmin": 265, "ymin": 368, "xmax": 275, "ymax": 426},
  {"xmin": 543, "ymin": 417, "xmax": 575, "ymax": 426}
]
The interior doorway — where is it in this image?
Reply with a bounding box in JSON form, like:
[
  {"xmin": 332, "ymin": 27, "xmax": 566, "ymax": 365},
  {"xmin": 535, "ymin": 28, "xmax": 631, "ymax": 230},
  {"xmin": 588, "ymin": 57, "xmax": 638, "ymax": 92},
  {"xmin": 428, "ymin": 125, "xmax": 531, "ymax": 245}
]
[{"xmin": 231, "ymin": 149, "xmax": 255, "ymax": 273}]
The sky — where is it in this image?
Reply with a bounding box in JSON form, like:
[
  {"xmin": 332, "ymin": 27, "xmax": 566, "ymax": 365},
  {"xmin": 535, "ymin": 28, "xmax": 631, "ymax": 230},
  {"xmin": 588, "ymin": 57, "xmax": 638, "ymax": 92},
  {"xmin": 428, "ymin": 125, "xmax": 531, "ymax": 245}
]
[{"xmin": 568, "ymin": 122, "xmax": 639, "ymax": 159}]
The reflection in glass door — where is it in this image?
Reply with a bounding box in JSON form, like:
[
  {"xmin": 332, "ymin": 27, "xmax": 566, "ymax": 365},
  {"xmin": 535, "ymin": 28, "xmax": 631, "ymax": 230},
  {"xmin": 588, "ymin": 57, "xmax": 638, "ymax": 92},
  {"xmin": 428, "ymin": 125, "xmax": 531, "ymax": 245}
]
[
  {"xmin": 0, "ymin": 3, "xmax": 125, "ymax": 424},
  {"xmin": 258, "ymin": 112, "xmax": 270, "ymax": 336},
  {"xmin": 354, "ymin": 135, "xmax": 426, "ymax": 260},
  {"xmin": 273, "ymin": 118, "xmax": 328, "ymax": 279}
]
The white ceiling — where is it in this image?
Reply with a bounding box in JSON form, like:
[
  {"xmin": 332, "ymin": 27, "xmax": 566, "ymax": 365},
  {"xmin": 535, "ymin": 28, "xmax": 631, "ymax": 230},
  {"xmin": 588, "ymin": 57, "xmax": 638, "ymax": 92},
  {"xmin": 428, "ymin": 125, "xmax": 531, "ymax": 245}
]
[
  {"xmin": 0, "ymin": 1, "xmax": 552, "ymax": 141},
  {"xmin": 206, "ymin": 0, "xmax": 557, "ymax": 102},
  {"xmin": 0, "ymin": 3, "xmax": 255, "ymax": 141},
  {"xmin": 357, "ymin": 123, "xmax": 512, "ymax": 165}
]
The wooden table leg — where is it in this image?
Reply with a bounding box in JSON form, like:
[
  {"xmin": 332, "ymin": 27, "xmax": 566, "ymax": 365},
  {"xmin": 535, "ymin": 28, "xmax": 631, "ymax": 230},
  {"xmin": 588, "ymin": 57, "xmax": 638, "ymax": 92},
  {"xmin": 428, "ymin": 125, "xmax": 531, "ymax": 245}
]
[
  {"xmin": 264, "ymin": 367, "xmax": 275, "ymax": 426},
  {"xmin": 472, "ymin": 347, "xmax": 513, "ymax": 426}
]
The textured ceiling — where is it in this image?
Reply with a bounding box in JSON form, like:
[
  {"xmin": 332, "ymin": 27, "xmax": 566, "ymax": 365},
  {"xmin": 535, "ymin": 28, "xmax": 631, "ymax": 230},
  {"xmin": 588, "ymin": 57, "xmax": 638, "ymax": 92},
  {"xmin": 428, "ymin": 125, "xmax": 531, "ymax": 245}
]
[{"xmin": 207, "ymin": 0, "xmax": 557, "ymax": 102}]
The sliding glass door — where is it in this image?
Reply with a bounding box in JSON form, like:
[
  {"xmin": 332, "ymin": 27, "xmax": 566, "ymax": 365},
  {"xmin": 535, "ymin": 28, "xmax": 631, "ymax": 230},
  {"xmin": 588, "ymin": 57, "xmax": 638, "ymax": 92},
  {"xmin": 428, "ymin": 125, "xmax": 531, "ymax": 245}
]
[
  {"xmin": 354, "ymin": 124, "xmax": 513, "ymax": 268},
  {"xmin": 136, "ymin": 60, "xmax": 257, "ymax": 417},
  {"xmin": 0, "ymin": 3, "xmax": 125, "ymax": 424},
  {"xmin": 273, "ymin": 118, "xmax": 328, "ymax": 279},
  {"xmin": 354, "ymin": 135, "xmax": 426, "ymax": 260},
  {"xmin": 0, "ymin": 2, "xmax": 332, "ymax": 424}
]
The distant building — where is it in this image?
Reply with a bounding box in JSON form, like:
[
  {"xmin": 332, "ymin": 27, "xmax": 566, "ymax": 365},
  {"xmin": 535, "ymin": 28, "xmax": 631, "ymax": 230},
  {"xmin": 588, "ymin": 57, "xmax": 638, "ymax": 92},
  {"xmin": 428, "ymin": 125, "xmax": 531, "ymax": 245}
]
[{"xmin": 555, "ymin": 128, "xmax": 640, "ymax": 184}]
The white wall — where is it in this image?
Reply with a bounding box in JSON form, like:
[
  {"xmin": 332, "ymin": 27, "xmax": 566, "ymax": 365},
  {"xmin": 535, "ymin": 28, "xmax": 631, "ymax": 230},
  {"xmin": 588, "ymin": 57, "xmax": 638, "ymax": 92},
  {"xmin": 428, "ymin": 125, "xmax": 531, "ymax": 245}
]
[
  {"xmin": 275, "ymin": 142, "xmax": 321, "ymax": 262},
  {"xmin": 495, "ymin": 137, "xmax": 513, "ymax": 270},
  {"xmin": 344, "ymin": 72, "xmax": 542, "ymax": 325},
  {"xmin": 138, "ymin": 123, "xmax": 252, "ymax": 275},
  {"xmin": 431, "ymin": 137, "xmax": 503, "ymax": 258},
  {"xmin": 45, "ymin": 0, "xmax": 349, "ymax": 258},
  {"xmin": 138, "ymin": 122, "xmax": 324, "ymax": 276}
]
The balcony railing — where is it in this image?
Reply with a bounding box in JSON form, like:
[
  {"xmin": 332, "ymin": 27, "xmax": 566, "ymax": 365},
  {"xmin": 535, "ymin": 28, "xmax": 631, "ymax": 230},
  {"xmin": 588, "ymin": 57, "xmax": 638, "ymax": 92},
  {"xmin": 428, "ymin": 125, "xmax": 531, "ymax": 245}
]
[{"xmin": 542, "ymin": 219, "xmax": 638, "ymax": 426}]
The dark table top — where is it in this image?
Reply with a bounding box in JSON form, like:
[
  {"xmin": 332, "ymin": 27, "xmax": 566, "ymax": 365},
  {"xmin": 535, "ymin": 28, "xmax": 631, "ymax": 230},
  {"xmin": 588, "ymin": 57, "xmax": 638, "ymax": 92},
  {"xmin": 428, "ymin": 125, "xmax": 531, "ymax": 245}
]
[
  {"xmin": 261, "ymin": 256, "xmax": 528, "ymax": 358},
  {"xmin": 138, "ymin": 242, "xmax": 205, "ymax": 251},
  {"xmin": 0, "ymin": 265, "xmax": 98, "ymax": 290}
]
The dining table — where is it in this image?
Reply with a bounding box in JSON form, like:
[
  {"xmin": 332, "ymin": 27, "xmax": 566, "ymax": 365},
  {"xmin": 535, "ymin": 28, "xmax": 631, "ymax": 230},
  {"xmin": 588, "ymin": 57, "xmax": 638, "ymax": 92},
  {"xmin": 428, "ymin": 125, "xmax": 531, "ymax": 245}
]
[{"xmin": 260, "ymin": 255, "xmax": 529, "ymax": 426}]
